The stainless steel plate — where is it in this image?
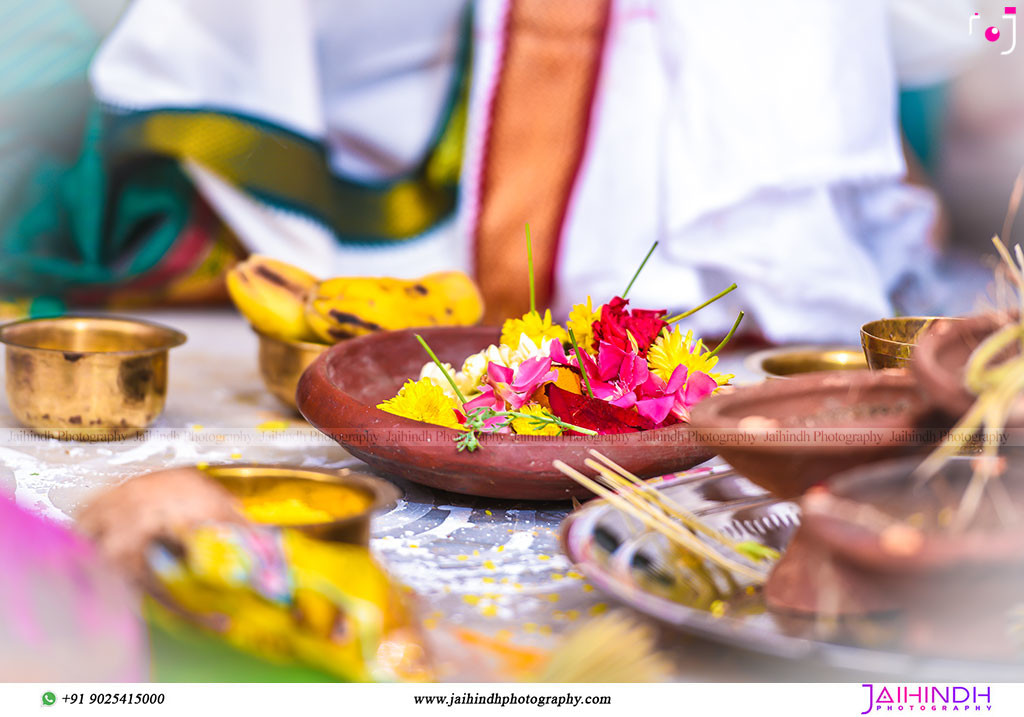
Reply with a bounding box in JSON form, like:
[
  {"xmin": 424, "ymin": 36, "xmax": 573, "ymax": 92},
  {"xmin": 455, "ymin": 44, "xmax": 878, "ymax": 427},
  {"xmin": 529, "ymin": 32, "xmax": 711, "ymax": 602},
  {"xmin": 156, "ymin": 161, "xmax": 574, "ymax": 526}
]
[{"xmin": 561, "ymin": 465, "xmax": 1024, "ymax": 680}]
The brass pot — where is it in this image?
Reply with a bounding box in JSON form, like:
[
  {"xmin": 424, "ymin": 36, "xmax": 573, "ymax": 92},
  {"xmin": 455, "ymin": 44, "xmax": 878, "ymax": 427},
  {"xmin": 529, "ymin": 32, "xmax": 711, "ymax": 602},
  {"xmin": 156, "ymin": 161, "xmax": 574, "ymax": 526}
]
[
  {"xmin": 860, "ymin": 317, "xmax": 959, "ymax": 370},
  {"xmin": 0, "ymin": 315, "xmax": 186, "ymax": 440},
  {"xmin": 255, "ymin": 330, "xmax": 329, "ymax": 410},
  {"xmin": 745, "ymin": 345, "xmax": 867, "ymax": 379},
  {"xmin": 202, "ymin": 464, "xmax": 400, "ymax": 545}
]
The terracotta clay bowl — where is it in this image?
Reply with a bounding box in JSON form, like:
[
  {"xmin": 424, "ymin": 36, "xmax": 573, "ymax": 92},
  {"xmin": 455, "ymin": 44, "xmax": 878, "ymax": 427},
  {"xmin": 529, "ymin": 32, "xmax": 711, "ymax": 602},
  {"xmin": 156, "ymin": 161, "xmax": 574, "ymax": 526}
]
[
  {"xmin": 688, "ymin": 370, "xmax": 941, "ymax": 499},
  {"xmin": 767, "ymin": 457, "xmax": 1024, "ymax": 653},
  {"xmin": 802, "ymin": 456, "xmax": 1024, "ymax": 576},
  {"xmin": 296, "ymin": 327, "xmax": 714, "ymax": 501},
  {"xmin": 913, "ymin": 311, "xmax": 1018, "ymax": 422}
]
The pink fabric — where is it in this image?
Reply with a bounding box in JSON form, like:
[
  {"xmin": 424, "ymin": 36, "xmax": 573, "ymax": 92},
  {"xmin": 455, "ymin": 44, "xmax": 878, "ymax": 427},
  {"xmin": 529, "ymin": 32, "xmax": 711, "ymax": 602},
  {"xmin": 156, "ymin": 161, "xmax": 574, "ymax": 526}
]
[{"xmin": 0, "ymin": 498, "xmax": 148, "ymax": 681}]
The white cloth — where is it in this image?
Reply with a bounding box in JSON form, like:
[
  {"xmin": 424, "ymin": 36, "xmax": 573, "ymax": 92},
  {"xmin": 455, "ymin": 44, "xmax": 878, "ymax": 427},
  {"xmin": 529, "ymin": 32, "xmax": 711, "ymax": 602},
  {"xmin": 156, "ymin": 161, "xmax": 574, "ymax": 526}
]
[
  {"xmin": 91, "ymin": 0, "xmax": 947, "ymax": 344},
  {"xmin": 92, "ymin": 0, "xmax": 470, "ymax": 278}
]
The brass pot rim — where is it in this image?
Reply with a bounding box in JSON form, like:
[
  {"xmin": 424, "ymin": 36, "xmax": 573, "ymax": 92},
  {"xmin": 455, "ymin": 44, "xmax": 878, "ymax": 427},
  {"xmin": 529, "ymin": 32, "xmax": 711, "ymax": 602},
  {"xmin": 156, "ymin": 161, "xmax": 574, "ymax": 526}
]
[
  {"xmin": 0, "ymin": 314, "xmax": 187, "ymax": 356},
  {"xmin": 859, "ymin": 316, "xmax": 960, "ymax": 348},
  {"xmin": 252, "ymin": 328, "xmax": 331, "ymax": 351},
  {"xmin": 201, "ymin": 463, "xmax": 400, "ymax": 529},
  {"xmin": 744, "ymin": 345, "xmax": 867, "ymax": 378}
]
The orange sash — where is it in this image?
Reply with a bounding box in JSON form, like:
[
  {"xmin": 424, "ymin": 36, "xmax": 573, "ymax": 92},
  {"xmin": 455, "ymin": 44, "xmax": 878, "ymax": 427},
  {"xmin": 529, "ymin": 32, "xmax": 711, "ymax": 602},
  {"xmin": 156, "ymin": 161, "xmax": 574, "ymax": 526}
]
[{"xmin": 474, "ymin": 0, "xmax": 612, "ymax": 323}]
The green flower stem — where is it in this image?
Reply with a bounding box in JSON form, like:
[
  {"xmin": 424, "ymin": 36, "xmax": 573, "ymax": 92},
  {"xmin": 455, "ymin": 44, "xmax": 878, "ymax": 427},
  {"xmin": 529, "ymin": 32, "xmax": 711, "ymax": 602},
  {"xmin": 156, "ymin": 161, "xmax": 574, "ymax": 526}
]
[
  {"xmin": 414, "ymin": 333, "xmax": 468, "ymax": 404},
  {"xmin": 707, "ymin": 311, "xmax": 744, "ymax": 358},
  {"xmin": 622, "ymin": 241, "xmax": 659, "ymax": 299},
  {"xmin": 665, "ymin": 283, "xmax": 738, "ymax": 324},
  {"xmin": 567, "ymin": 327, "xmax": 595, "ymax": 398},
  {"xmin": 526, "ymin": 222, "xmax": 536, "ymax": 314},
  {"xmin": 505, "ymin": 411, "xmax": 598, "ymax": 436}
]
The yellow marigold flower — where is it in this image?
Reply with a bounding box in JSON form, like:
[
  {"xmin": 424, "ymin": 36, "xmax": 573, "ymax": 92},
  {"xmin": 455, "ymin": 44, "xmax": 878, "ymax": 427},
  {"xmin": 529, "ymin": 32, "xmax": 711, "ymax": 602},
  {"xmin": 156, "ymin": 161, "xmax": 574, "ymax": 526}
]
[
  {"xmin": 647, "ymin": 327, "xmax": 734, "ymax": 387},
  {"xmin": 509, "ymin": 405, "xmax": 562, "ymax": 436},
  {"xmin": 566, "ymin": 296, "xmax": 601, "ymax": 351},
  {"xmin": 377, "ymin": 378, "xmax": 464, "ymax": 429},
  {"xmin": 500, "ymin": 309, "xmax": 568, "ymax": 348}
]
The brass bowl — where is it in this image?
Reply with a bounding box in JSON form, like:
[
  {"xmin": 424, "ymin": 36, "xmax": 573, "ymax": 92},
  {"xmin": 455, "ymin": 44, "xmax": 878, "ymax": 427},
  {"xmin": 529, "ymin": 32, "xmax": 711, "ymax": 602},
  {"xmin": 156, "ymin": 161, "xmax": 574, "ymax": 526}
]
[
  {"xmin": 202, "ymin": 464, "xmax": 400, "ymax": 545},
  {"xmin": 860, "ymin": 317, "xmax": 959, "ymax": 370},
  {"xmin": 745, "ymin": 345, "xmax": 867, "ymax": 379},
  {"xmin": 0, "ymin": 315, "xmax": 186, "ymax": 439},
  {"xmin": 255, "ymin": 331, "xmax": 329, "ymax": 410}
]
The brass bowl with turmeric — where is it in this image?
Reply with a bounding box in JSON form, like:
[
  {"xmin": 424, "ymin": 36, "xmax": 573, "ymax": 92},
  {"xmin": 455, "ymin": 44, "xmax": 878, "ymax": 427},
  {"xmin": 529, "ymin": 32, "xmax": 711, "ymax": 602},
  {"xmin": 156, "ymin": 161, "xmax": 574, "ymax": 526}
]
[{"xmin": 203, "ymin": 464, "xmax": 400, "ymax": 545}]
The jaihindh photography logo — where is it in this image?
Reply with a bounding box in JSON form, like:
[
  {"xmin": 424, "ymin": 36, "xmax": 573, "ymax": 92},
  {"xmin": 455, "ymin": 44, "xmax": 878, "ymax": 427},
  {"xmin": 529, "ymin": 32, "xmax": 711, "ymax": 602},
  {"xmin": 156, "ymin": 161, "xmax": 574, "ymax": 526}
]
[
  {"xmin": 970, "ymin": 7, "xmax": 1018, "ymax": 54},
  {"xmin": 860, "ymin": 684, "xmax": 993, "ymax": 713}
]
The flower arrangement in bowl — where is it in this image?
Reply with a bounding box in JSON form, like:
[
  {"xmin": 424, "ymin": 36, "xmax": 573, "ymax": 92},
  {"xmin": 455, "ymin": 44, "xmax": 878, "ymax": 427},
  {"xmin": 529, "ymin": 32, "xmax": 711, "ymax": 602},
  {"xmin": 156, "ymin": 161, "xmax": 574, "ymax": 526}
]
[
  {"xmin": 377, "ymin": 235, "xmax": 742, "ymax": 450},
  {"xmin": 298, "ymin": 232, "xmax": 742, "ymax": 500}
]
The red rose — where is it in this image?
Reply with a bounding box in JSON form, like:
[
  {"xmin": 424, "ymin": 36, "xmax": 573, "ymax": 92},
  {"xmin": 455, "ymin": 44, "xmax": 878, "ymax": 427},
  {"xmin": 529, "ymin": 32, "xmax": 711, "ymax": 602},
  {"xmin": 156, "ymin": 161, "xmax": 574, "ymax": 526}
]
[{"xmin": 591, "ymin": 296, "xmax": 667, "ymax": 357}]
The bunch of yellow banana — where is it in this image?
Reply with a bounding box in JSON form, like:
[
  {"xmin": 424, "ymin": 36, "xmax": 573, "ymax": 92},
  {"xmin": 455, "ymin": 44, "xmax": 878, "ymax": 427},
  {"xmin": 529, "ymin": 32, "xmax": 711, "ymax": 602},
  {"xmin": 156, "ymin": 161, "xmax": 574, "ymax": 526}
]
[{"xmin": 227, "ymin": 255, "xmax": 484, "ymax": 343}]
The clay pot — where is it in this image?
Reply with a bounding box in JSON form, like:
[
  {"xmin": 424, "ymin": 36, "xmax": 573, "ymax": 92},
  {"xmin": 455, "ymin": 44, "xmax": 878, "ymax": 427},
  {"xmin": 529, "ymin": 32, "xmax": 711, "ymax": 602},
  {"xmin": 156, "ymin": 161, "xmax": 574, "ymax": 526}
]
[
  {"xmin": 766, "ymin": 457, "xmax": 1024, "ymax": 659},
  {"xmin": 688, "ymin": 370, "xmax": 940, "ymax": 499},
  {"xmin": 296, "ymin": 327, "xmax": 714, "ymax": 501},
  {"xmin": 802, "ymin": 457, "xmax": 1024, "ymax": 575},
  {"xmin": 764, "ymin": 526, "xmax": 900, "ymax": 616},
  {"xmin": 913, "ymin": 312, "xmax": 1016, "ymax": 422}
]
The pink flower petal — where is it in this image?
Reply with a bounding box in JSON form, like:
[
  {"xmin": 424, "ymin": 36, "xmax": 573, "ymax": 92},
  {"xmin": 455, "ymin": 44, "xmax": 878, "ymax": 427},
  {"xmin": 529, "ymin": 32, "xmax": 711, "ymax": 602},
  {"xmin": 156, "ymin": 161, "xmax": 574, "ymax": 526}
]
[
  {"xmin": 682, "ymin": 371, "xmax": 717, "ymax": 408},
  {"xmin": 618, "ymin": 351, "xmax": 649, "ymax": 390},
  {"xmin": 610, "ymin": 392, "xmax": 638, "ymax": 409},
  {"xmin": 665, "ymin": 364, "xmax": 688, "ymax": 394},
  {"xmin": 488, "ymin": 362, "xmax": 514, "ymax": 385},
  {"xmin": 512, "ymin": 357, "xmax": 553, "ymax": 391},
  {"xmin": 637, "ymin": 372, "xmax": 666, "ymax": 398},
  {"xmin": 483, "ymin": 415, "xmax": 510, "ymax": 432},
  {"xmin": 549, "ymin": 341, "xmax": 568, "ymax": 364},
  {"xmin": 596, "ymin": 342, "xmax": 625, "ymax": 382},
  {"xmin": 465, "ymin": 386, "xmax": 504, "ymax": 412},
  {"xmin": 636, "ymin": 396, "xmax": 676, "ymax": 424}
]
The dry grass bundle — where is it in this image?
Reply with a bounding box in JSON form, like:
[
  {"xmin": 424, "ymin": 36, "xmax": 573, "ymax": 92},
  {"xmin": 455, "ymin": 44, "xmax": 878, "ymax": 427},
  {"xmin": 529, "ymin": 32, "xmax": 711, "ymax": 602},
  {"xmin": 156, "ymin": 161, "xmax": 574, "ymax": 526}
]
[{"xmin": 535, "ymin": 611, "xmax": 673, "ymax": 683}]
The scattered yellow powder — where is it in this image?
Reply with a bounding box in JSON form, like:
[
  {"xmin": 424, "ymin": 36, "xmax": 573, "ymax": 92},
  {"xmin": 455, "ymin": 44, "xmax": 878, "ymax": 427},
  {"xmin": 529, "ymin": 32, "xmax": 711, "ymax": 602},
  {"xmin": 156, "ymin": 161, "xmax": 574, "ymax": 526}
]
[
  {"xmin": 589, "ymin": 603, "xmax": 608, "ymax": 616},
  {"xmin": 256, "ymin": 420, "xmax": 290, "ymax": 431}
]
